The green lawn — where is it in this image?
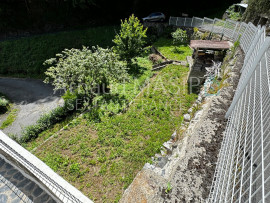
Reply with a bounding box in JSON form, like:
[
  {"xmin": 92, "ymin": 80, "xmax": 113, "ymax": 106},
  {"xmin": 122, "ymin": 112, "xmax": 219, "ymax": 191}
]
[
  {"xmin": 154, "ymin": 37, "xmax": 192, "ymax": 61},
  {"xmin": 29, "ymin": 64, "xmax": 197, "ymax": 202},
  {"xmin": 0, "ymin": 26, "xmax": 119, "ymax": 78}
]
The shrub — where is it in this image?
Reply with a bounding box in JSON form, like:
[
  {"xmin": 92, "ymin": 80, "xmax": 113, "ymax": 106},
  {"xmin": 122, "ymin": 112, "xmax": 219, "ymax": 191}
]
[
  {"xmin": 201, "ymin": 31, "xmax": 210, "ymax": 40},
  {"xmin": 171, "ymin": 28, "xmax": 188, "ymax": 46},
  {"xmin": 113, "ymin": 14, "xmax": 148, "ymax": 64},
  {"xmin": 44, "ymin": 46, "xmax": 128, "ymax": 100},
  {"xmin": 0, "ymin": 97, "xmax": 9, "ymax": 114},
  {"xmin": 191, "ymin": 27, "xmax": 200, "ymax": 40},
  {"xmin": 19, "ymin": 97, "xmax": 76, "ymax": 143}
]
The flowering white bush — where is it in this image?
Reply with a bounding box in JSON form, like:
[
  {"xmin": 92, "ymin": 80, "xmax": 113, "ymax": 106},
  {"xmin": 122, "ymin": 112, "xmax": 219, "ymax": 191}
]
[{"xmin": 44, "ymin": 46, "xmax": 128, "ymax": 99}]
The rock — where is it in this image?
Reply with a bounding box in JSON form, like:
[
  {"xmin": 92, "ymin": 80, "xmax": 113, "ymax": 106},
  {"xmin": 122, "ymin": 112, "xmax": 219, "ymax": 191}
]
[
  {"xmin": 188, "ymin": 108, "xmax": 193, "ymax": 113},
  {"xmin": 184, "ymin": 114, "xmax": 191, "ymax": 122},
  {"xmin": 171, "ymin": 131, "xmax": 177, "ymax": 140},
  {"xmin": 144, "ymin": 163, "xmax": 155, "ymax": 170},
  {"xmin": 161, "ymin": 149, "xmax": 166, "ymax": 156},
  {"xmin": 156, "ymin": 157, "xmax": 169, "ymax": 168},
  {"xmin": 163, "ymin": 141, "xmax": 173, "ymax": 154},
  {"xmin": 120, "ymin": 169, "xmax": 166, "ymax": 203}
]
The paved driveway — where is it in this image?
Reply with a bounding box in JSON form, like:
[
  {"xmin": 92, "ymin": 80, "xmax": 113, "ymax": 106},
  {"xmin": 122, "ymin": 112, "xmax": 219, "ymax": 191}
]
[{"xmin": 0, "ymin": 77, "xmax": 63, "ymax": 137}]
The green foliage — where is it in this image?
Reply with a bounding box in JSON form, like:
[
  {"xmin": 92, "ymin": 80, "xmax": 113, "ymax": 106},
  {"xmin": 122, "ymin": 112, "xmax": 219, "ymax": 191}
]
[
  {"xmin": 44, "ymin": 46, "xmax": 128, "ymax": 100},
  {"xmin": 19, "ymin": 98, "xmax": 76, "ymax": 143},
  {"xmin": 231, "ymin": 36, "xmax": 241, "ymax": 58},
  {"xmin": 243, "ymin": 0, "xmax": 270, "ymax": 22},
  {"xmin": 201, "ymin": 31, "xmax": 210, "ymax": 40},
  {"xmin": 0, "ymin": 108, "xmax": 18, "ymax": 129},
  {"xmin": 32, "ymin": 64, "xmax": 197, "ymax": 202},
  {"xmin": 113, "ymin": 14, "xmax": 148, "ymax": 64},
  {"xmin": 153, "ymin": 38, "xmax": 192, "ymax": 61},
  {"xmin": 165, "ymin": 182, "xmax": 173, "ymax": 193},
  {"xmin": 226, "ymin": 5, "xmax": 242, "ymax": 21},
  {"xmin": 0, "ymin": 26, "xmax": 118, "ymax": 78},
  {"xmin": 0, "ymin": 94, "xmax": 9, "ymax": 114},
  {"xmin": 171, "ymin": 28, "xmax": 188, "ymax": 46},
  {"xmin": 191, "ymin": 27, "xmax": 200, "ymax": 40}
]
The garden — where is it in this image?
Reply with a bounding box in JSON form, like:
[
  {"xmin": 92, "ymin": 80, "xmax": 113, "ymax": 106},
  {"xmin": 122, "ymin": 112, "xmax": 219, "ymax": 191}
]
[{"xmin": 15, "ymin": 15, "xmax": 197, "ymax": 202}]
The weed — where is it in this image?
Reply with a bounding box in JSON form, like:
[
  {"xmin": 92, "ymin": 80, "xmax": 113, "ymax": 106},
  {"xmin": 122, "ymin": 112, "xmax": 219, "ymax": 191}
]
[
  {"xmin": 165, "ymin": 182, "xmax": 173, "ymax": 193},
  {"xmin": 0, "ymin": 108, "xmax": 18, "ymax": 129}
]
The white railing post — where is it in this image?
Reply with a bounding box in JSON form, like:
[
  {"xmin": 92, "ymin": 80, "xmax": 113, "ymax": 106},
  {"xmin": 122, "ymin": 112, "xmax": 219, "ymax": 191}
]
[
  {"xmin": 231, "ymin": 22, "xmax": 239, "ymax": 40},
  {"xmin": 242, "ymin": 26, "xmax": 264, "ymax": 71},
  {"xmin": 222, "ymin": 20, "xmax": 228, "ymax": 37},
  {"xmin": 184, "ymin": 17, "xmax": 187, "ymax": 27}
]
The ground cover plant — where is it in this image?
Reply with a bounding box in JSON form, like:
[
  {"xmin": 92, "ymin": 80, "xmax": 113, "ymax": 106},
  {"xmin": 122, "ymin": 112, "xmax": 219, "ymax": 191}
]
[
  {"xmin": 0, "ymin": 26, "xmax": 118, "ymax": 78},
  {"xmin": 0, "ymin": 108, "xmax": 18, "ymax": 129},
  {"xmin": 154, "ymin": 37, "xmax": 192, "ymax": 61},
  {"xmin": 30, "ymin": 64, "xmax": 197, "ymax": 202}
]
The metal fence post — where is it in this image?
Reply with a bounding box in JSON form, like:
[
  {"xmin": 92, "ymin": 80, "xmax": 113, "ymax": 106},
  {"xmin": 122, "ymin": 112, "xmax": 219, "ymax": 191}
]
[
  {"xmin": 222, "ymin": 20, "xmax": 228, "ymax": 37},
  {"xmin": 231, "ymin": 22, "xmax": 239, "ymax": 40}
]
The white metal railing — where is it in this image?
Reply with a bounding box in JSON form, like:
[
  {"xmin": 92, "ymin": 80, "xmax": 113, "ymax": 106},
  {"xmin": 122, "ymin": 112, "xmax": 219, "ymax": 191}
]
[
  {"xmin": 170, "ymin": 16, "xmax": 270, "ymax": 202},
  {"xmin": 169, "ymin": 17, "xmax": 259, "ymax": 54},
  {"xmin": 0, "ymin": 131, "xmax": 93, "ymax": 203}
]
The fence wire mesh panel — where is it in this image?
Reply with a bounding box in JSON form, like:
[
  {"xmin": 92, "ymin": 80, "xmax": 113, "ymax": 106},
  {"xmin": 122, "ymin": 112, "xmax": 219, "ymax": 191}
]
[
  {"xmin": 169, "ymin": 16, "xmax": 270, "ymax": 202},
  {"xmin": 0, "ymin": 140, "xmax": 84, "ymax": 203}
]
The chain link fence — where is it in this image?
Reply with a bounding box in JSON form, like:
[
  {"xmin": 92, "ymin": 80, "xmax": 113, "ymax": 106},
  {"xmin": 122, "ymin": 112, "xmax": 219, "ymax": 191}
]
[{"xmin": 170, "ymin": 16, "xmax": 270, "ymax": 202}]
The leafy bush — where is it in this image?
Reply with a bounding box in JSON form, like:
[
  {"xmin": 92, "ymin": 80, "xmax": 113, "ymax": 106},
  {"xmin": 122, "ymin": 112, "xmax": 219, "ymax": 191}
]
[
  {"xmin": 44, "ymin": 46, "xmax": 128, "ymax": 101},
  {"xmin": 191, "ymin": 27, "xmax": 200, "ymax": 40},
  {"xmin": 113, "ymin": 14, "xmax": 148, "ymax": 64},
  {"xmin": 171, "ymin": 28, "xmax": 188, "ymax": 46},
  {"xmin": 226, "ymin": 5, "xmax": 242, "ymax": 21},
  {"xmin": 0, "ymin": 96, "xmax": 9, "ymax": 114},
  {"xmin": 201, "ymin": 31, "xmax": 210, "ymax": 40}
]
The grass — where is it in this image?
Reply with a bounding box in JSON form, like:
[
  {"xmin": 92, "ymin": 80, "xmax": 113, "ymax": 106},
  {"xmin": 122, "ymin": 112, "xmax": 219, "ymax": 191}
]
[
  {"xmin": 153, "ymin": 37, "xmax": 192, "ymax": 61},
  {"xmin": 23, "ymin": 56, "xmax": 153, "ymax": 151},
  {"xmin": 22, "ymin": 114, "xmax": 77, "ymax": 151},
  {"xmin": 0, "ymin": 107, "xmax": 18, "ymax": 129},
  {"xmin": 0, "ymin": 25, "xmax": 119, "ymax": 78},
  {"xmin": 30, "ymin": 64, "xmax": 197, "ymax": 202}
]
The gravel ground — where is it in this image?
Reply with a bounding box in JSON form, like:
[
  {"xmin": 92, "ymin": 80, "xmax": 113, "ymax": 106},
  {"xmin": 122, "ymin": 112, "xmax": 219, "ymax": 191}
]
[{"xmin": 0, "ymin": 77, "xmax": 63, "ymax": 137}]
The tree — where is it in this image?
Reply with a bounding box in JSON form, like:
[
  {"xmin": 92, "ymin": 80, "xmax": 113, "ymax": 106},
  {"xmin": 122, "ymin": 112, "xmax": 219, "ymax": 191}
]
[
  {"xmin": 113, "ymin": 14, "xmax": 147, "ymax": 65},
  {"xmin": 44, "ymin": 46, "xmax": 128, "ymax": 100},
  {"xmin": 171, "ymin": 28, "xmax": 188, "ymax": 46}
]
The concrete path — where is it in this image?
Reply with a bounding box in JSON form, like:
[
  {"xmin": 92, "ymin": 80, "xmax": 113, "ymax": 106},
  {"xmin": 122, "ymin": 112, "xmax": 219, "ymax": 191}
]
[{"xmin": 0, "ymin": 77, "xmax": 63, "ymax": 137}]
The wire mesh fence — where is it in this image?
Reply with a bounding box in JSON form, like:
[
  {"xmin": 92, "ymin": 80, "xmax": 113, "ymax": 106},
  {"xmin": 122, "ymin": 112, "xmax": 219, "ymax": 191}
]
[{"xmin": 170, "ymin": 16, "xmax": 270, "ymax": 202}]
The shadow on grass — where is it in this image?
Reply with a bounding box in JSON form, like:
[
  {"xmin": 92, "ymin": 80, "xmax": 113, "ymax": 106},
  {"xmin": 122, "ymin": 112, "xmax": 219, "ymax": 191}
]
[{"xmin": 173, "ymin": 48, "xmax": 185, "ymax": 55}]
